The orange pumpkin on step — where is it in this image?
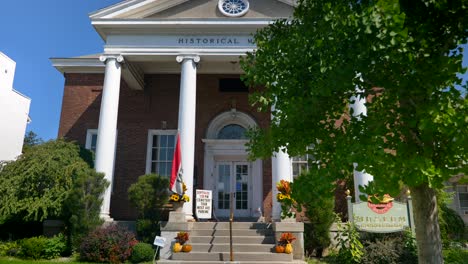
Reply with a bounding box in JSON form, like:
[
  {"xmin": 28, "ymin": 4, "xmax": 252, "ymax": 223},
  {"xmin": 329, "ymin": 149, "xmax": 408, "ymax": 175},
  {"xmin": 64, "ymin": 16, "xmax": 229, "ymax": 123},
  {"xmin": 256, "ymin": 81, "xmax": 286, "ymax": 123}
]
[
  {"xmin": 275, "ymin": 245, "xmax": 285, "ymax": 253},
  {"xmin": 182, "ymin": 244, "xmax": 192, "ymax": 252},
  {"xmin": 284, "ymin": 243, "xmax": 293, "ymax": 254}
]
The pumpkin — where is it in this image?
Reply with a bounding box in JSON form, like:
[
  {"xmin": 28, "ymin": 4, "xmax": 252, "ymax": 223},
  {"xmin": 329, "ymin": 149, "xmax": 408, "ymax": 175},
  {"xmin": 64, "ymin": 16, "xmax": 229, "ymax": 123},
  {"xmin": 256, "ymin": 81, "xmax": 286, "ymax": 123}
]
[
  {"xmin": 173, "ymin": 242, "xmax": 182, "ymax": 253},
  {"xmin": 275, "ymin": 245, "xmax": 285, "ymax": 253},
  {"xmin": 182, "ymin": 244, "xmax": 192, "ymax": 252},
  {"xmin": 284, "ymin": 243, "xmax": 293, "ymax": 254}
]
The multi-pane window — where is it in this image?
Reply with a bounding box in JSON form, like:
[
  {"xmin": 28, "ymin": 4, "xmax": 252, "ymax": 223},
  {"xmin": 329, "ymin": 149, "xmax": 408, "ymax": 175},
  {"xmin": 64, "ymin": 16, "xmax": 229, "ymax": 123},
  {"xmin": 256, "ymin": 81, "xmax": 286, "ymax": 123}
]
[
  {"xmin": 292, "ymin": 147, "xmax": 315, "ymax": 178},
  {"xmin": 235, "ymin": 164, "xmax": 249, "ymax": 210},
  {"xmin": 457, "ymin": 185, "xmax": 468, "ymax": 211},
  {"xmin": 85, "ymin": 129, "xmax": 98, "ymax": 153},
  {"xmin": 146, "ymin": 130, "xmax": 177, "ymax": 177}
]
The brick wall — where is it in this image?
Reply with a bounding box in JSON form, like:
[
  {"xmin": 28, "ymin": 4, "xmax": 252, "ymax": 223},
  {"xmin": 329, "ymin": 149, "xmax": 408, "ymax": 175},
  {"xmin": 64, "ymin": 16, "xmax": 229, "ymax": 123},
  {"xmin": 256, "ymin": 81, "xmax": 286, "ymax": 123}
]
[{"xmin": 58, "ymin": 73, "xmax": 272, "ymax": 220}]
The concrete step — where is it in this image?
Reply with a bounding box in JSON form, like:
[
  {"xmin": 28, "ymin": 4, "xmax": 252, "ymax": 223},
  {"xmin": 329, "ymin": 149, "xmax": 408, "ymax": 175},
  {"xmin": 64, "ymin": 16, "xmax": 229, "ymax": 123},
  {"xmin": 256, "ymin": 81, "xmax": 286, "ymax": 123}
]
[
  {"xmin": 190, "ymin": 235, "xmax": 275, "ymax": 244},
  {"xmin": 191, "ymin": 228, "xmax": 274, "ymax": 236},
  {"xmin": 171, "ymin": 252, "xmax": 293, "ymax": 262},
  {"xmin": 190, "ymin": 243, "xmax": 275, "ymax": 253},
  {"xmin": 192, "ymin": 222, "xmax": 272, "ymax": 230}
]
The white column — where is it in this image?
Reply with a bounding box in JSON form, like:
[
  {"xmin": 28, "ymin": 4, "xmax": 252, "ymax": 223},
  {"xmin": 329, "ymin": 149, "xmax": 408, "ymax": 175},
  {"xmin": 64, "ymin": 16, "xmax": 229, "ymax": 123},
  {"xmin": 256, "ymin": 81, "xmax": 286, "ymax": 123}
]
[
  {"xmin": 271, "ymin": 105, "xmax": 292, "ymax": 221},
  {"xmin": 95, "ymin": 55, "xmax": 124, "ymax": 220},
  {"xmin": 350, "ymin": 88, "xmax": 373, "ymax": 200},
  {"xmin": 271, "ymin": 149, "xmax": 292, "ymax": 221},
  {"xmin": 176, "ymin": 55, "xmax": 200, "ymax": 220}
]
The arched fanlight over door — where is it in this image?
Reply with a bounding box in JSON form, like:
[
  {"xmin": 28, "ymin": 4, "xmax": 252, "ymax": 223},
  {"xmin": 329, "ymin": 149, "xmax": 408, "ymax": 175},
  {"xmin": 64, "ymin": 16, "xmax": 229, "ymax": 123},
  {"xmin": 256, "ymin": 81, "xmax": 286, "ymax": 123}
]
[{"xmin": 217, "ymin": 124, "xmax": 247, "ymax": 139}]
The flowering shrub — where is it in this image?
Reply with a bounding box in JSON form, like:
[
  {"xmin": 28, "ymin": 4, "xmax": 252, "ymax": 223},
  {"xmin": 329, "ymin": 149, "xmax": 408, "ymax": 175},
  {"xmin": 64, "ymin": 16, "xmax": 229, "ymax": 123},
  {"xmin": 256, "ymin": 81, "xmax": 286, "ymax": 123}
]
[
  {"xmin": 175, "ymin": 232, "xmax": 189, "ymax": 245},
  {"xmin": 278, "ymin": 232, "xmax": 296, "ymax": 246},
  {"xmin": 276, "ymin": 180, "xmax": 296, "ymax": 218},
  {"xmin": 169, "ymin": 182, "xmax": 190, "ymax": 203},
  {"xmin": 79, "ymin": 224, "xmax": 138, "ymax": 263}
]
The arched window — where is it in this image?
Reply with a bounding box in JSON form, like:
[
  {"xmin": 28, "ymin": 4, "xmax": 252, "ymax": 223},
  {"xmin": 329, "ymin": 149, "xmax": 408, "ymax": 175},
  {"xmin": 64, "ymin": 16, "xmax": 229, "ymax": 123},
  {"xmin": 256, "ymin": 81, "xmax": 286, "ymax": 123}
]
[{"xmin": 217, "ymin": 124, "xmax": 247, "ymax": 139}]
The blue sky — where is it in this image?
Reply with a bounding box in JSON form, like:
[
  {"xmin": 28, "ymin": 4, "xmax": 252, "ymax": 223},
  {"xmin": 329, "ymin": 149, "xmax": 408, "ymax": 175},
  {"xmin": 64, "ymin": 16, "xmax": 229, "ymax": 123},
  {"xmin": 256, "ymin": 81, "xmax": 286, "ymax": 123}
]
[
  {"xmin": 0, "ymin": 0, "xmax": 120, "ymax": 140},
  {"xmin": 1, "ymin": 1, "xmax": 467, "ymax": 141}
]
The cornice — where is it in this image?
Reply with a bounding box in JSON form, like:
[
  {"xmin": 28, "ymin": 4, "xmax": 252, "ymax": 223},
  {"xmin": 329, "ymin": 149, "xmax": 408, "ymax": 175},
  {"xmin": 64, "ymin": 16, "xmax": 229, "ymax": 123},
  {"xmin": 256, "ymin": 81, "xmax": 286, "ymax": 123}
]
[
  {"xmin": 92, "ymin": 18, "xmax": 275, "ymax": 40},
  {"xmin": 50, "ymin": 57, "xmax": 105, "ymax": 74}
]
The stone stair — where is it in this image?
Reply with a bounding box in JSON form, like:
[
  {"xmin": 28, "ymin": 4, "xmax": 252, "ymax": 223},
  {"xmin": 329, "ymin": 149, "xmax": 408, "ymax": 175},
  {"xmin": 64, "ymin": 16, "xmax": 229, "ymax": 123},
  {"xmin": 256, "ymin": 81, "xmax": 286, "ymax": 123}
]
[{"xmin": 158, "ymin": 222, "xmax": 304, "ymax": 264}]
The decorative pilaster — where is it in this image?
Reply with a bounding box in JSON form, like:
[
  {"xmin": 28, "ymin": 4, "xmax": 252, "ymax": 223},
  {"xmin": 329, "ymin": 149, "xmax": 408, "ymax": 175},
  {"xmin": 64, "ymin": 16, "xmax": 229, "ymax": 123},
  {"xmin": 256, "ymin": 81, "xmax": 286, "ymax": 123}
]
[
  {"xmin": 176, "ymin": 55, "xmax": 200, "ymax": 220},
  {"xmin": 95, "ymin": 55, "xmax": 124, "ymax": 221}
]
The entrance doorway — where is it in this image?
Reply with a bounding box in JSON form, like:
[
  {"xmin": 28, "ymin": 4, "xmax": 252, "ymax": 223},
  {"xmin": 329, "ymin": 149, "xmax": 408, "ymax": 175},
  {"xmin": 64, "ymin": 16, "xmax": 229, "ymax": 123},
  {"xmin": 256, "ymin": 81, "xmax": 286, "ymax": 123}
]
[
  {"xmin": 215, "ymin": 161, "xmax": 251, "ymax": 218},
  {"xmin": 203, "ymin": 110, "xmax": 263, "ymax": 219}
]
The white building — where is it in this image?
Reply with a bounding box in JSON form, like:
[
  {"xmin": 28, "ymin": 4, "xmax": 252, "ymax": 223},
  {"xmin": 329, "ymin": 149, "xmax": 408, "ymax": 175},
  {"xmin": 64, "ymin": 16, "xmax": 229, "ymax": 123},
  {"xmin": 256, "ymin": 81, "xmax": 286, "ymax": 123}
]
[{"xmin": 0, "ymin": 52, "xmax": 31, "ymax": 162}]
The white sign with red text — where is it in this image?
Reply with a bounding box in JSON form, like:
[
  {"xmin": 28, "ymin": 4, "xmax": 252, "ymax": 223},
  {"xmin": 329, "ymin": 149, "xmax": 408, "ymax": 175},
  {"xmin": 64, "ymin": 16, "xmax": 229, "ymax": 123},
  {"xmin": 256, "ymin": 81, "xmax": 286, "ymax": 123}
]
[{"xmin": 195, "ymin": 189, "xmax": 212, "ymax": 219}]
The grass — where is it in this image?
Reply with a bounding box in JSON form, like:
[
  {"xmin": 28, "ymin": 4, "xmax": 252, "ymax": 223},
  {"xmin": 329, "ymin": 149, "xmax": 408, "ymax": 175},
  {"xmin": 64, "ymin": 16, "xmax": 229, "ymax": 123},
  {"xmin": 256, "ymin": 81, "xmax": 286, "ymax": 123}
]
[
  {"xmin": 0, "ymin": 257, "xmax": 93, "ymax": 263},
  {"xmin": 0, "ymin": 257, "xmax": 153, "ymax": 264},
  {"xmin": 306, "ymin": 257, "xmax": 329, "ymax": 264}
]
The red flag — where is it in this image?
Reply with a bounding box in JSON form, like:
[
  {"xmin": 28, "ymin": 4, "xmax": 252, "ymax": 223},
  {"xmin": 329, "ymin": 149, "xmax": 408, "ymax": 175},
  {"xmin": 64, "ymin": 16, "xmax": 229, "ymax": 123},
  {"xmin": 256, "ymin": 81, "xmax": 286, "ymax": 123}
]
[{"xmin": 170, "ymin": 133, "xmax": 183, "ymax": 195}]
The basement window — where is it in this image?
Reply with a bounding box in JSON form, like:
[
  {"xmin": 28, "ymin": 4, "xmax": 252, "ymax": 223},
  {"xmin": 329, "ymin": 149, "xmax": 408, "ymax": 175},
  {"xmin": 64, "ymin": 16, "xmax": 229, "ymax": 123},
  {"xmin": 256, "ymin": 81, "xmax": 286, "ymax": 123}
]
[{"xmin": 219, "ymin": 78, "xmax": 248, "ymax": 93}]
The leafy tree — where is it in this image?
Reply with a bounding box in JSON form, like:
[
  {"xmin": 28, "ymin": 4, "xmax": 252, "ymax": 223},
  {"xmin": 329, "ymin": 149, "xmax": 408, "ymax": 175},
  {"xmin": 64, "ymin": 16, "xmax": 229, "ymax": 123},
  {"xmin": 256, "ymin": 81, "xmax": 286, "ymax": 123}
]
[
  {"xmin": 128, "ymin": 174, "xmax": 169, "ymax": 243},
  {"xmin": 23, "ymin": 131, "xmax": 43, "ymax": 151},
  {"xmin": 0, "ymin": 139, "xmax": 107, "ymax": 248},
  {"xmin": 241, "ymin": 1, "xmax": 468, "ymax": 263}
]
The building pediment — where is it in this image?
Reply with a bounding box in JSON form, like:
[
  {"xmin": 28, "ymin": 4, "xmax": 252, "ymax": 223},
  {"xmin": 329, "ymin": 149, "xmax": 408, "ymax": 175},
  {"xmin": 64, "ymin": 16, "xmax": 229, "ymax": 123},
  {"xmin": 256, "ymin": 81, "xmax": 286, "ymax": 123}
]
[{"xmin": 90, "ymin": 0, "xmax": 295, "ymax": 19}]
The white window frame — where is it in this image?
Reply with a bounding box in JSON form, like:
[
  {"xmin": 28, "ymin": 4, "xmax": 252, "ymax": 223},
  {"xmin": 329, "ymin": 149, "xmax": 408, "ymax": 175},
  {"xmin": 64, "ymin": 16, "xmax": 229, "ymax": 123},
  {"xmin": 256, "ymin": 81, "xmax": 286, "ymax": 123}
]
[
  {"xmin": 291, "ymin": 146, "xmax": 315, "ymax": 178},
  {"xmin": 145, "ymin": 129, "xmax": 178, "ymax": 175},
  {"xmin": 85, "ymin": 129, "xmax": 98, "ymax": 152},
  {"xmin": 456, "ymin": 185, "xmax": 468, "ymax": 214}
]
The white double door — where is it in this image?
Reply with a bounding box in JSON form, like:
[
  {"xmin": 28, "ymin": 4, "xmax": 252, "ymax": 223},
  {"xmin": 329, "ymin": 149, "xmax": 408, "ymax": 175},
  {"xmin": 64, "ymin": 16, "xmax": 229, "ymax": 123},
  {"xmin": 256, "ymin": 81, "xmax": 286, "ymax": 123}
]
[{"xmin": 214, "ymin": 161, "xmax": 251, "ymax": 218}]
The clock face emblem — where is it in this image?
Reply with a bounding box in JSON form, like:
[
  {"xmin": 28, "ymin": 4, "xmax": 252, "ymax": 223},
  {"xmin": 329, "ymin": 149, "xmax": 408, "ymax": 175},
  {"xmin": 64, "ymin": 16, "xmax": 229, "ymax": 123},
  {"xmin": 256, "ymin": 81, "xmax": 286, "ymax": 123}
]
[{"xmin": 218, "ymin": 0, "xmax": 250, "ymax": 17}]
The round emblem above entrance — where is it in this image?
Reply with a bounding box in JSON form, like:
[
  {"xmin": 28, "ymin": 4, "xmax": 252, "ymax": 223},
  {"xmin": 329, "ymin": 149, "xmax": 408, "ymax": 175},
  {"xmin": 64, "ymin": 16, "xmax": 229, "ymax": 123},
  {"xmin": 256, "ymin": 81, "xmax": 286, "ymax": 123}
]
[{"xmin": 218, "ymin": 0, "xmax": 249, "ymax": 17}]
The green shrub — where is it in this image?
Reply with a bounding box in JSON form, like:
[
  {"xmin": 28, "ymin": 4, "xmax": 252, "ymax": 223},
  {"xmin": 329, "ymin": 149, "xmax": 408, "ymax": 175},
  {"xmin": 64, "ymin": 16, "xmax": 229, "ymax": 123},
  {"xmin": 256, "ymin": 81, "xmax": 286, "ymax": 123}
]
[
  {"xmin": 292, "ymin": 170, "xmax": 336, "ymax": 257},
  {"xmin": 128, "ymin": 174, "xmax": 169, "ymax": 243},
  {"xmin": 443, "ymin": 247, "xmax": 468, "ymax": 264},
  {"xmin": 79, "ymin": 224, "xmax": 138, "ymax": 263},
  {"xmin": 0, "ymin": 241, "xmax": 21, "ymax": 256},
  {"xmin": 130, "ymin": 242, "xmax": 154, "ymax": 263},
  {"xmin": 439, "ymin": 203, "xmax": 465, "ymax": 243},
  {"xmin": 19, "ymin": 236, "xmax": 47, "ymax": 260},
  {"xmin": 361, "ymin": 236, "xmax": 406, "ymax": 264},
  {"xmin": 43, "ymin": 233, "xmax": 67, "ymax": 259},
  {"xmin": 332, "ymin": 222, "xmax": 363, "ymax": 264}
]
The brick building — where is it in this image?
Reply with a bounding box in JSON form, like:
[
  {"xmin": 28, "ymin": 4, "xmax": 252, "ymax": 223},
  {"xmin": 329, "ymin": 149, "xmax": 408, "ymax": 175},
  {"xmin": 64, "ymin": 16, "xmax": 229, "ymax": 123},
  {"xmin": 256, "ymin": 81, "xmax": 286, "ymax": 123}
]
[{"xmin": 52, "ymin": 0, "xmax": 299, "ymax": 222}]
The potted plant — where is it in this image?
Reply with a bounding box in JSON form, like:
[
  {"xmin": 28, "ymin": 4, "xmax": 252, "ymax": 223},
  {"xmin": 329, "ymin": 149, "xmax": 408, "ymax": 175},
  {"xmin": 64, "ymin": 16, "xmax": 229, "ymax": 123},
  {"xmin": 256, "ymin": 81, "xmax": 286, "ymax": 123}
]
[
  {"xmin": 277, "ymin": 232, "xmax": 296, "ymax": 254},
  {"xmin": 173, "ymin": 231, "xmax": 192, "ymax": 253},
  {"xmin": 169, "ymin": 182, "xmax": 190, "ymax": 212},
  {"xmin": 276, "ymin": 180, "xmax": 296, "ymax": 219}
]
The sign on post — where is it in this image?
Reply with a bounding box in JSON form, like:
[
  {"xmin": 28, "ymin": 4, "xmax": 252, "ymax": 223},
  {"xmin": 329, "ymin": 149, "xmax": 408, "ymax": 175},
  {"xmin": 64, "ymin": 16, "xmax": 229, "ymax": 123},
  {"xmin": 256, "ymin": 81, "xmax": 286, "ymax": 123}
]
[
  {"xmin": 347, "ymin": 192, "xmax": 414, "ymax": 233},
  {"xmin": 153, "ymin": 236, "xmax": 166, "ymax": 247},
  {"xmin": 195, "ymin": 189, "xmax": 212, "ymax": 219}
]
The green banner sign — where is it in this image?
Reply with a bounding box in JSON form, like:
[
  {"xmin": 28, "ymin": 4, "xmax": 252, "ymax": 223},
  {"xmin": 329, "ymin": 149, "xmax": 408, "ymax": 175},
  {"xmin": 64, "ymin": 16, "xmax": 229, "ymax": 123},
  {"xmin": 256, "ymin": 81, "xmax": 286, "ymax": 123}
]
[{"xmin": 347, "ymin": 194, "xmax": 414, "ymax": 233}]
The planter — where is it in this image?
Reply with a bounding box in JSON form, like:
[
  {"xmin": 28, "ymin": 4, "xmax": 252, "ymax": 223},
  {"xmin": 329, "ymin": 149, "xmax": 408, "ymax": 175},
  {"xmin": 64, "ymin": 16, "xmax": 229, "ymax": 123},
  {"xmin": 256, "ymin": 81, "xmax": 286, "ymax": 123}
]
[{"xmin": 171, "ymin": 202, "xmax": 184, "ymax": 212}]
